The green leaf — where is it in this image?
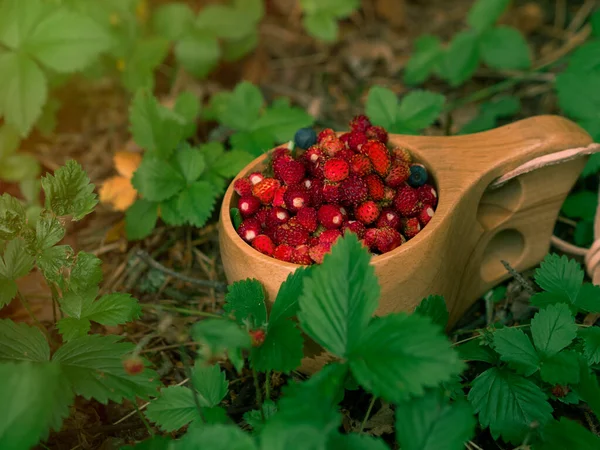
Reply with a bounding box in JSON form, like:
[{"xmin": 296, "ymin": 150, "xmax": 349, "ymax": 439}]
[
  {"xmin": 0, "ymin": 361, "xmax": 73, "ymax": 449},
  {"xmin": 250, "ymin": 321, "xmax": 303, "ymax": 373},
  {"xmin": 531, "ymin": 303, "xmax": 578, "ymax": 357},
  {"xmin": 298, "ymin": 233, "xmax": 379, "ymax": 357},
  {"xmin": 538, "ymin": 417, "xmax": 600, "ymax": 450},
  {"xmin": 0, "ymin": 152, "xmax": 40, "ymax": 182},
  {"xmin": 270, "ymin": 267, "xmax": 312, "ymax": 326},
  {"xmin": 395, "ymin": 90, "xmax": 445, "ymax": 132},
  {"xmin": 23, "ymin": 9, "xmax": 111, "ymax": 73},
  {"xmin": 479, "ymin": 26, "xmax": 532, "ymax": 70},
  {"xmin": 222, "ymin": 29, "xmax": 259, "ymax": 62},
  {"xmin": 41, "ymin": 160, "xmax": 97, "ymax": 220},
  {"xmin": 177, "ymin": 424, "xmax": 257, "ymax": 450},
  {"xmin": 177, "ymin": 181, "xmax": 219, "ymax": 227},
  {"xmin": 0, "ymin": 123, "xmax": 21, "ymax": 160},
  {"xmin": 583, "ymin": 153, "xmax": 600, "ymax": 177},
  {"xmin": 37, "ymin": 245, "xmax": 73, "ymax": 285},
  {"xmin": 467, "ymin": 367, "xmax": 552, "ymax": 443},
  {"xmin": 329, "ymin": 433, "xmax": 389, "ymax": 450},
  {"xmin": 350, "ymin": 313, "xmax": 464, "ymax": 402},
  {"xmin": 562, "ymin": 191, "xmax": 598, "ymax": 220},
  {"xmin": 578, "ymin": 358, "xmax": 600, "ymax": 421},
  {"xmin": 0, "ymin": 319, "xmax": 50, "ymax": 362},
  {"xmin": 159, "ymin": 196, "xmax": 186, "ymax": 227},
  {"xmin": 173, "ymin": 144, "xmax": 205, "ymax": 183},
  {"xmin": 219, "ymin": 82, "xmax": 263, "ymax": 131},
  {"xmin": 196, "ymin": 5, "xmax": 255, "ymax": 40},
  {"xmin": 120, "ymin": 37, "xmax": 170, "ymax": 94},
  {"xmin": 230, "ymin": 130, "xmax": 275, "ymax": 156},
  {"xmin": 303, "ymin": 13, "xmax": 338, "ymax": 42},
  {"xmin": 0, "ymin": 278, "xmax": 17, "ymax": 308},
  {"xmin": 209, "ymin": 150, "xmax": 255, "ymax": 178},
  {"xmin": 174, "ymin": 92, "xmax": 201, "ymax": 139},
  {"xmin": 34, "ymin": 211, "xmax": 65, "ymax": 250},
  {"xmin": 192, "ymin": 362, "xmax": 229, "ymax": 407},
  {"xmin": 57, "ymin": 317, "xmax": 91, "ymax": 341},
  {"xmin": 223, "ymin": 279, "xmax": 267, "ymax": 328},
  {"xmin": 70, "ymin": 251, "xmax": 102, "ymax": 294},
  {"xmin": 493, "ymin": 327, "xmax": 539, "ymax": 375},
  {"xmin": 574, "ymin": 283, "xmax": 600, "ymax": 313},
  {"xmin": 414, "ymin": 295, "xmax": 449, "ymax": 328},
  {"xmin": 591, "ymin": 10, "xmax": 600, "ymax": 37},
  {"xmin": 84, "ymin": 293, "xmax": 142, "ymax": 326},
  {"xmin": 566, "ymin": 41, "xmax": 600, "ymax": 75},
  {"xmin": 404, "ymin": 35, "xmax": 443, "ymax": 85},
  {"xmin": 52, "ymin": 334, "xmax": 159, "ymax": 403},
  {"xmin": 120, "ymin": 436, "xmax": 174, "ymax": 450},
  {"xmin": 540, "ymin": 351, "xmax": 580, "ymax": 385},
  {"xmin": 574, "ymin": 219, "xmax": 594, "ymax": 247},
  {"xmin": 233, "ymin": 0, "xmax": 265, "ymax": 22},
  {"xmin": 365, "ymin": 86, "xmax": 397, "ymax": 129},
  {"xmin": 0, "ymin": 238, "xmax": 34, "ymax": 279},
  {"xmin": 129, "ymin": 91, "xmax": 185, "ymax": 159},
  {"xmin": 535, "ymin": 254, "xmax": 583, "ymax": 303},
  {"xmin": 175, "ymin": 31, "xmax": 220, "ymax": 79},
  {"xmin": 252, "ymin": 103, "xmax": 314, "ymax": 143},
  {"xmin": 125, "ymin": 199, "xmax": 159, "ymax": 241},
  {"xmin": 440, "ymin": 31, "xmax": 480, "ymax": 87},
  {"xmin": 395, "ymin": 389, "xmax": 476, "ymax": 450},
  {"xmin": 0, "ymin": 193, "xmax": 26, "ymax": 240},
  {"xmin": 192, "ymin": 319, "xmax": 252, "ymax": 366},
  {"xmin": 59, "ymin": 286, "xmax": 96, "ymax": 319},
  {"xmin": 457, "ymin": 338, "xmax": 499, "ymax": 364},
  {"xmin": 132, "ymin": 157, "xmax": 186, "ymax": 202},
  {"xmin": 467, "ymin": 0, "xmax": 509, "ymax": 33},
  {"xmin": 243, "ymin": 400, "xmax": 277, "ymax": 434},
  {"xmin": 0, "ymin": 52, "xmax": 47, "ymax": 136},
  {"xmin": 151, "ymin": 3, "xmax": 194, "ymax": 40},
  {"xmin": 0, "ymin": 0, "xmax": 44, "ymax": 48},
  {"xmin": 459, "ymin": 96, "xmax": 520, "ymax": 134},
  {"xmin": 260, "ymin": 422, "xmax": 327, "ymax": 450},
  {"xmin": 580, "ymin": 327, "xmax": 600, "ymax": 364},
  {"xmin": 145, "ymin": 385, "xmax": 202, "ymax": 432},
  {"xmin": 555, "ymin": 72, "xmax": 600, "ymax": 120}
]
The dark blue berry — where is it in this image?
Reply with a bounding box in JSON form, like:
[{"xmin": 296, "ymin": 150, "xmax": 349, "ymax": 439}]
[
  {"xmin": 294, "ymin": 127, "xmax": 317, "ymax": 149},
  {"xmin": 408, "ymin": 164, "xmax": 428, "ymax": 187}
]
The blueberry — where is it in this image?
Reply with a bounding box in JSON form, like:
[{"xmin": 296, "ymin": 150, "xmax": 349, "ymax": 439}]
[
  {"xmin": 408, "ymin": 164, "xmax": 428, "ymax": 187},
  {"xmin": 294, "ymin": 127, "xmax": 317, "ymax": 149}
]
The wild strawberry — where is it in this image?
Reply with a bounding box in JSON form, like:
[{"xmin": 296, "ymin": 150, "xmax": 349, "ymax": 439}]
[
  {"xmin": 252, "ymin": 235, "xmax": 276, "ymax": 256},
  {"xmin": 279, "ymin": 160, "xmax": 306, "ymax": 185},
  {"xmin": 304, "ymin": 145, "xmax": 324, "ymax": 165},
  {"xmin": 348, "ymin": 131, "xmax": 368, "ymax": 151},
  {"xmin": 255, "ymin": 207, "xmax": 271, "ymax": 228},
  {"xmin": 238, "ymin": 218, "xmax": 261, "ymax": 242},
  {"xmin": 402, "ymin": 217, "xmax": 421, "ymax": 239},
  {"xmin": 274, "ymin": 221, "xmax": 309, "ymax": 246},
  {"xmin": 319, "ymin": 229, "xmax": 342, "ymax": 246},
  {"xmin": 394, "ymin": 185, "xmax": 421, "ymax": 217},
  {"xmin": 268, "ymin": 206, "xmax": 290, "ymax": 226},
  {"xmin": 408, "ymin": 164, "xmax": 428, "ymax": 187},
  {"xmin": 309, "ymin": 243, "xmax": 331, "ymax": 264},
  {"xmin": 366, "ymin": 125, "xmax": 388, "ymax": 143},
  {"xmin": 317, "ymin": 128, "xmax": 336, "ymax": 143},
  {"xmin": 323, "ymin": 181, "xmax": 341, "ymax": 203},
  {"xmin": 253, "ymin": 178, "xmax": 281, "ymax": 204},
  {"xmin": 238, "ymin": 195, "xmax": 261, "ymax": 217},
  {"xmin": 363, "ymin": 140, "xmax": 391, "ymax": 177},
  {"xmin": 365, "ymin": 174, "xmax": 385, "ymax": 201},
  {"xmin": 339, "ymin": 132, "xmax": 351, "ymax": 146},
  {"xmin": 551, "ymin": 384, "xmax": 570, "ymax": 398},
  {"xmin": 385, "ymin": 162, "xmax": 410, "ymax": 188},
  {"xmin": 375, "ymin": 227, "xmax": 403, "ymax": 253},
  {"xmin": 363, "ymin": 228, "xmax": 379, "ymax": 251},
  {"xmin": 417, "ymin": 184, "xmax": 438, "ymax": 208},
  {"xmin": 294, "ymin": 127, "xmax": 317, "ymax": 149},
  {"xmin": 123, "ymin": 356, "xmax": 144, "ymax": 375},
  {"xmin": 272, "ymin": 146, "xmax": 292, "ymax": 161},
  {"xmin": 249, "ymin": 172, "xmax": 265, "ymax": 185},
  {"xmin": 283, "ymin": 186, "xmax": 311, "ymax": 212},
  {"xmin": 274, "ymin": 244, "xmax": 294, "ymax": 262},
  {"xmin": 339, "ymin": 175, "xmax": 369, "ymax": 207},
  {"xmin": 272, "ymin": 186, "xmax": 287, "ymax": 208},
  {"xmin": 302, "ymin": 178, "xmax": 313, "ymax": 190},
  {"xmin": 419, "ymin": 204, "xmax": 435, "ymax": 226},
  {"xmin": 376, "ymin": 208, "xmax": 401, "ymax": 229},
  {"xmin": 391, "ymin": 147, "xmax": 412, "ymax": 164},
  {"xmin": 249, "ymin": 329, "xmax": 266, "ymax": 346},
  {"xmin": 382, "ymin": 186, "xmax": 396, "ymax": 207},
  {"xmin": 318, "ymin": 205, "xmax": 344, "ymax": 229},
  {"xmin": 308, "ymin": 236, "xmax": 320, "ymax": 247},
  {"xmin": 324, "ymin": 158, "xmax": 350, "ymax": 182},
  {"xmin": 350, "ymin": 154, "xmax": 372, "ymax": 176},
  {"xmin": 309, "ymin": 178, "xmax": 324, "ymax": 207},
  {"xmin": 350, "ymin": 114, "xmax": 371, "ymax": 132},
  {"xmin": 292, "ymin": 245, "xmax": 312, "ymax": 265},
  {"xmin": 308, "ymin": 160, "xmax": 325, "ymax": 179},
  {"xmin": 356, "ymin": 201, "xmax": 380, "ymax": 225},
  {"xmin": 342, "ymin": 220, "xmax": 366, "ymax": 239},
  {"xmin": 234, "ymin": 178, "xmax": 253, "ymax": 196},
  {"xmin": 297, "ymin": 207, "xmax": 318, "ymax": 232},
  {"xmin": 321, "ymin": 138, "xmax": 345, "ymax": 157},
  {"xmin": 337, "ymin": 147, "xmax": 355, "ymax": 162}
]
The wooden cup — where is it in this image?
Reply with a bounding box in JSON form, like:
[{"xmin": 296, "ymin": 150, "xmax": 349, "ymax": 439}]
[{"xmin": 218, "ymin": 115, "xmax": 592, "ymax": 373}]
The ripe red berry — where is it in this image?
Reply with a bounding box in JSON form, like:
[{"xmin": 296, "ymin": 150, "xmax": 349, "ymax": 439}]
[
  {"xmin": 318, "ymin": 205, "xmax": 344, "ymax": 229},
  {"xmin": 308, "ymin": 178, "xmax": 324, "ymax": 207},
  {"xmin": 252, "ymin": 178, "xmax": 281, "ymax": 204},
  {"xmin": 402, "ymin": 217, "xmax": 421, "ymax": 239},
  {"xmin": 274, "ymin": 244, "xmax": 294, "ymax": 262},
  {"xmin": 356, "ymin": 201, "xmax": 380, "ymax": 225},
  {"xmin": 249, "ymin": 329, "xmax": 266, "ymax": 347},
  {"xmin": 551, "ymin": 384, "xmax": 570, "ymax": 398},
  {"xmin": 309, "ymin": 243, "xmax": 331, "ymax": 264},
  {"xmin": 249, "ymin": 172, "xmax": 265, "ymax": 185},
  {"xmin": 350, "ymin": 154, "xmax": 372, "ymax": 176},
  {"xmin": 364, "ymin": 174, "xmax": 385, "ymax": 202},
  {"xmin": 238, "ymin": 195, "xmax": 261, "ymax": 217},
  {"xmin": 275, "ymin": 159, "xmax": 305, "ymax": 185},
  {"xmin": 305, "ymin": 145, "xmax": 324, "ymax": 165},
  {"xmin": 342, "ymin": 220, "xmax": 366, "ymax": 239},
  {"xmin": 238, "ymin": 218, "xmax": 262, "ymax": 242},
  {"xmin": 363, "ymin": 140, "xmax": 391, "ymax": 177},
  {"xmin": 123, "ymin": 356, "xmax": 144, "ymax": 375},
  {"xmin": 366, "ymin": 125, "xmax": 388, "ymax": 143},
  {"xmin": 417, "ymin": 184, "xmax": 438, "ymax": 208},
  {"xmin": 339, "ymin": 132, "xmax": 351, "ymax": 145},
  {"xmin": 323, "ymin": 181, "xmax": 341, "ymax": 203},
  {"xmin": 268, "ymin": 206, "xmax": 290, "ymax": 226},
  {"xmin": 254, "ymin": 207, "xmax": 271, "ymax": 228},
  {"xmin": 363, "ymin": 228, "xmax": 379, "ymax": 251},
  {"xmin": 339, "ymin": 175, "xmax": 369, "ymax": 207},
  {"xmin": 337, "ymin": 148, "xmax": 355, "ymax": 162},
  {"xmin": 348, "ymin": 131, "xmax": 368, "ymax": 151},
  {"xmin": 350, "ymin": 114, "xmax": 371, "ymax": 132},
  {"xmin": 292, "ymin": 244, "xmax": 312, "ymax": 265},
  {"xmin": 272, "ymin": 146, "xmax": 292, "ymax": 162},
  {"xmin": 376, "ymin": 208, "xmax": 401, "ymax": 229},
  {"xmin": 317, "ymin": 128, "xmax": 336, "ymax": 143},
  {"xmin": 375, "ymin": 227, "xmax": 403, "ymax": 253},
  {"xmin": 319, "ymin": 229, "xmax": 342, "ymax": 246},
  {"xmin": 297, "ymin": 207, "xmax": 318, "ymax": 232},
  {"xmin": 382, "ymin": 186, "xmax": 396, "ymax": 206},
  {"xmin": 234, "ymin": 178, "xmax": 253, "ymax": 196},
  {"xmin": 272, "ymin": 186, "xmax": 287, "ymax": 208},
  {"xmin": 252, "ymin": 235, "xmax": 276, "ymax": 256},
  {"xmin": 284, "ymin": 186, "xmax": 311, "ymax": 212},
  {"xmin": 274, "ymin": 221, "xmax": 309, "ymax": 246},
  {"xmin": 385, "ymin": 162, "xmax": 410, "ymax": 188},
  {"xmin": 419, "ymin": 204, "xmax": 435, "ymax": 226},
  {"xmin": 391, "ymin": 147, "xmax": 412, "ymax": 164},
  {"xmin": 394, "ymin": 185, "xmax": 421, "ymax": 217},
  {"xmin": 324, "ymin": 158, "xmax": 350, "ymax": 182},
  {"xmin": 321, "ymin": 138, "xmax": 345, "ymax": 157}
]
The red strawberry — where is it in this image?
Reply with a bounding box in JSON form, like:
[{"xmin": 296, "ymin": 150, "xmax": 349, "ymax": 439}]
[
  {"xmin": 253, "ymin": 178, "xmax": 281, "ymax": 204},
  {"xmin": 308, "ymin": 236, "xmax": 320, "ymax": 247},
  {"xmin": 394, "ymin": 185, "xmax": 421, "ymax": 217},
  {"xmin": 319, "ymin": 229, "xmax": 342, "ymax": 246},
  {"xmin": 238, "ymin": 218, "xmax": 261, "ymax": 242},
  {"xmin": 309, "ymin": 178, "xmax": 324, "ymax": 207},
  {"xmin": 356, "ymin": 201, "xmax": 380, "ymax": 225},
  {"xmin": 274, "ymin": 244, "xmax": 294, "ymax": 262},
  {"xmin": 363, "ymin": 228, "xmax": 379, "ymax": 251},
  {"xmin": 348, "ymin": 131, "xmax": 368, "ymax": 151},
  {"xmin": 268, "ymin": 206, "xmax": 290, "ymax": 226},
  {"xmin": 337, "ymin": 147, "xmax": 355, "ymax": 162},
  {"xmin": 255, "ymin": 207, "xmax": 271, "ymax": 228},
  {"xmin": 309, "ymin": 243, "xmax": 331, "ymax": 264},
  {"xmin": 275, "ymin": 159, "xmax": 305, "ymax": 185},
  {"xmin": 339, "ymin": 175, "xmax": 369, "ymax": 207},
  {"xmin": 375, "ymin": 227, "xmax": 403, "ymax": 253},
  {"xmin": 339, "ymin": 132, "xmax": 351, "ymax": 146},
  {"xmin": 302, "ymin": 178, "xmax": 313, "ymax": 190},
  {"xmin": 342, "ymin": 220, "xmax": 366, "ymax": 239},
  {"xmin": 249, "ymin": 329, "xmax": 266, "ymax": 347},
  {"xmin": 318, "ymin": 205, "xmax": 344, "ymax": 229},
  {"xmin": 324, "ymin": 158, "xmax": 349, "ymax": 181},
  {"xmin": 366, "ymin": 125, "xmax": 388, "ymax": 143},
  {"xmin": 391, "ymin": 147, "xmax": 412, "ymax": 164},
  {"xmin": 364, "ymin": 174, "xmax": 385, "ymax": 201},
  {"xmin": 321, "ymin": 138, "xmax": 345, "ymax": 157},
  {"xmin": 297, "ymin": 207, "xmax": 318, "ymax": 232},
  {"xmin": 292, "ymin": 245, "xmax": 312, "ymax": 265},
  {"xmin": 249, "ymin": 172, "xmax": 265, "ymax": 185},
  {"xmin": 376, "ymin": 208, "xmax": 401, "ymax": 229},
  {"xmin": 317, "ymin": 128, "xmax": 336, "ymax": 143},
  {"xmin": 323, "ymin": 181, "xmax": 341, "ymax": 203},
  {"xmin": 252, "ymin": 235, "xmax": 276, "ymax": 256},
  {"xmin": 363, "ymin": 140, "xmax": 391, "ymax": 177},
  {"xmin": 418, "ymin": 204, "xmax": 435, "ymax": 226},
  {"xmin": 417, "ymin": 184, "xmax": 438, "ymax": 208},
  {"xmin": 283, "ymin": 186, "xmax": 311, "ymax": 212},
  {"xmin": 274, "ymin": 221, "xmax": 309, "ymax": 246},
  {"xmin": 385, "ymin": 162, "xmax": 410, "ymax": 187},
  {"xmin": 123, "ymin": 356, "xmax": 144, "ymax": 375},
  {"xmin": 272, "ymin": 186, "xmax": 288, "ymax": 207},
  {"xmin": 234, "ymin": 178, "xmax": 253, "ymax": 196},
  {"xmin": 350, "ymin": 154, "xmax": 372, "ymax": 176},
  {"xmin": 402, "ymin": 217, "xmax": 421, "ymax": 239},
  {"xmin": 272, "ymin": 146, "xmax": 292, "ymax": 162},
  {"xmin": 238, "ymin": 195, "xmax": 261, "ymax": 217},
  {"xmin": 350, "ymin": 115, "xmax": 371, "ymax": 132},
  {"xmin": 305, "ymin": 145, "xmax": 324, "ymax": 165},
  {"xmin": 382, "ymin": 186, "xmax": 396, "ymax": 206}
]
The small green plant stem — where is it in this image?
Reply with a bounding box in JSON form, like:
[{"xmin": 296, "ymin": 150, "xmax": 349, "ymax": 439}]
[
  {"xmin": 142, "ymin": 303, "xmax": 221, "ymax": 318},
  {"xmin": 49, "ymin": 282, "xmax": 63, "ymax": 321},
  {"xmin": 265, "ymin": 370, "xmax": 271, "ymax": 401},
  {"xmin": 252, "ymin": 368, "xmax": 266, "ymax": 422},
  {"xmin": 16, "ymin": 290, "xmax": 56, "ymax": 346},
  {"xmin": 359, "ymin": 396, "xmax": 377, "ymax": 433},
  {"xmin": 134, "ymin": 402, "xmax": 154, "ymax": 436}
]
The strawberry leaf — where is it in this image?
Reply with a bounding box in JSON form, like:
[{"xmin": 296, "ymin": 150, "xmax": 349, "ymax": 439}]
[
  {"xmin": 243, "ymin": 400, "xmax": 277, "ymax": 434},
  {"xmin": 192, "ymin": 319, "xmax": 251, "ymax": 372},
  {"xmin": 250, "ymin": 321, "xmax": 303, "ymax": 373},
  {"xmin": 177, "ymin": 424, "xmax": 257, "ymax": 450},
  {"xmin": 195, "ymin": 5, "xmax": 255, "ymax": 40},
  {"xmin": 414, "ymin": 295, "xmax": 449, "ymax": 328},
  {"xmin": 173, "ymin": 92, "xmax": 201, "ymax": 139},
  {"xmin": 366, "ymin": 86, "xmax": 398, "ymax": 130},
  {"xmin": 173, "ymin": 143, "xmax": 206, "ymax": 184},
  {"xmin": 145, "ymin": 386, "xmax": 204, "ymax": 432},
  {"xmin": 270, "ymin": 267, "xmax": 312, "ymax": 326},
  {"xmin": 131, "ymin": 156, "xmax": 186, "ymax": 202},
  {"xmin": 0, "ymin": 193, "xmax": 26, "ymax": 240},
  {"xmin": 395, "ymin": 90, "xmax": 445, "ymax": 133},
  {"xmin": 0, "ymin": 278, "xmax": 17, "ymax": 308},
  {"xmin": 467, "ymin": 0, "xmax": 509, "ymax": 32},
  {"xmin": 208, "ymin": 150, "xmax": 254, "ymax": 178},
  {"xmin": 531, "ymin": 304, "xmax": 577, "ymax": 358},
  {"xmin": 217, "ymin": 81, "xmax": 263, "ymax": 131},
  {"xmin": 37, "ymin": 245, "xmax": 73, "ymax": 285},
  {"xmin": 57, "ymin": 317, "xmax": 91, "ymax": 342},
  {"xmin": 539, "ymin": 351, "xmax": 580, "ymax": 385},
  {"xmin": 537, "ymin": 417, "xmax": 600, "ymax": 449},
  {"xmin": 439, "ymin": 31, "xmax": 480, "ymax": 87},
  {"xmin": 120, "ymin": 37, "xmax": 170, "ymax": 94},
  {"xmin": 69, "ymin": 251, "xmax": 103, "ymax": 294},
  {"xmin": 479, "ymin": 26, "xmax": 531, "ymax": 70},
  {"xmin": 151, "ymin": 3, "xmax": 194, "ymax": 40},
  {"xmin": 125, "ymin": 199, "xmax": 159, "ymax": 241},
  {"xmin": 580, "ymin": 327, "xmax": 600, "ymax": 364},
  {"xmin": 84, "ymin": 293, "xmax": 142, "ymax": 326},
  {"xmin": 223, "ymin": 279, "xmax": 267, "ymax": 329},
  {"xmin": 0, "ymin": 319, "xmax": 50, "ymax": 362},
  {"xmin": 493, "ymin": 327, "xmax": 539, "ymax": 376},
  {"xmin": 33, "ymin": 212, "xmax": 65, "ymax": 250},
  {"xmin": 0, "ymin": 0, "xmax": 44, "ymax": 48},
  {"xmin": 0, "ymin": 238, "xmax": 34, "ymax": 280},
  {"xmin": 175, "ymin": 31, "xmax": 220, "ymax": 79},
  {"xmin": 329, "ymin": 433, "xmax": 390, "ymax": 449},
  {"xmin": 191, "ymin": 362, "xmax": 229, "ymax": 407},
  {"xmin": 177, "ymin": 181, "xmax": 219, "ymax": 228},
  {"xmin": 404, "ymin": 35, "xmax": 443, "ymax": 85}
]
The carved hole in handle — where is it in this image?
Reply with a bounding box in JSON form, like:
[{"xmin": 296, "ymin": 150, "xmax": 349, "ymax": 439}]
[
  {"xmin": 480, "ymin": 229, "xmax": 525, "ymax": 283},
  {"xmin": 476, "ymin": 178, "xmax": 524, "ymax": 230}
]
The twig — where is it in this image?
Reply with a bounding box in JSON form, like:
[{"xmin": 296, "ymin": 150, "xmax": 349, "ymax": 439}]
[
  {"xmin": 359, "ymin": 396, "xmax": 377, "ymax": 433},
  {"xmin": 142, "ymin": 303, "xmax": 222, "ymax": 318},
  {"xmin": 134, "ymin": 249, "xmax": 227, "ymax": 292},
  {"xmin": 566, "ymin": 0, "xmax": 596, "ymax": 34},
  {"xmin": 134, "ymin": 402, "xmax": 154, "ymax": 436},
  {"xmin": 500, "ymin": 260, "xmax": 536, "ymax": 295}
]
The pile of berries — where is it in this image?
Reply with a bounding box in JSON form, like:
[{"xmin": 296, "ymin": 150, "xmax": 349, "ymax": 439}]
[{"xmin": 232, "ymin": 115, "xmax": 438, "ymax": 265}]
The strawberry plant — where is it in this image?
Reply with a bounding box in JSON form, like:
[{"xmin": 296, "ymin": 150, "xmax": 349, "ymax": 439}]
[
  {"xmin": 0, "ymin": 160, "xmax": 159, "ymax": 449},
  {"xmin": 299, "ymin": 0, "xmax": 360, "ymax": 42}
]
